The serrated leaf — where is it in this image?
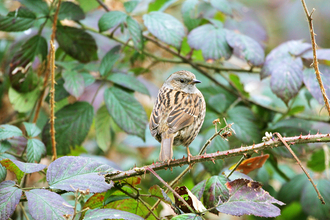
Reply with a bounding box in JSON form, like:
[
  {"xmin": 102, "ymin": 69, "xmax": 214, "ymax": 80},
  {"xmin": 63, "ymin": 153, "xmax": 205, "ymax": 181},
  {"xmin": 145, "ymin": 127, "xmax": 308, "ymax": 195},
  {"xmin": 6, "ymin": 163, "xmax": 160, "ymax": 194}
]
[
  {"xmin": 127, "ymin": 16, "xmax": 144, "ymax": 50},
  {"xmin": 188, "ymin": 24, "xmax": 232, "ymax": 60},
  {"xmin": 99, "ymin": 46, "xmax": 121, "ymax": 77},
  {"xmin": 19, "ymin": 0, "xmax": 49, "ymax": 15},
  {"xmin": 261, "ymin": 40, "xmax": 310, "ymax": 79},
  {"xmin": 8, "ymin": 86, "xmax": 40, "ymax": 113},
  {"xmin": 98, "ymin": 11, "xmax": 127, "ymax": 32},
  {"xmin": 95, "ymin": 105, "xmax": 111, "ymax": 152},
  {"xmin": 0, "ymin": 7, "xmax": 36, "ymax": 32},
  {"xmin": 270, "ymin": 56, "xmax": 303, "ymax": 104},
  {"xmin": 149, "ymin": 185, "xmax": 165, "ymax": 199},
  {"xmin": 217, "ymin": 179, "xmax": 285, "ymax": 217},
  {"xmin": 47, "ymin": 156, "xmax": 114, "ymax": 192},
  {"xmin": 302, "ymin": 48, "xmax": 330, "ymax": 64},
  {"xmin": 42, "ymin": 102, "xmax": 94, "ymax": 155},
  {"xmin": 107, "ymin": 73, "xmax": 149, "ymax": 95},
  {"xmin": 84, "ymin": 209, "xmax": 144, "ymax": 220},
  {"xmin": 104, "ymin": 86, "xmax": 147, "ymax": 141},
  {"xmin": 23, "ymin": 122, "xmax": 41, "ymax": 137},
  {"xmin": 210, "ymin": 0, "xmax": 232, "ymax": 15},
  {"xmin": 26, "ymin": 139, "xmax": 46, "ymax": 163},
  {"xmin": 303, "ymin": 65, "xmax": 330, "ymax": 105},
  {"xmin": 0, "ymin": 181, "xmax": 23, "ymax": 220},
  {"xmin": 0, "ymin": 124, "xmax": 23, "ymax": 141},
  {"xmin": 9, "ymin": 35, "xmax": 48, "ymax": 78},
  {"xmin": 62, "ymin": 70, "xmax": 85, "ymax": 98},
  {"xmin": 104, "ymin": 198, "xmax": 151, "ymax": 218},
  {"xmin": 124, "ymin": 0, "xmax": 140, "ymax": 13},
  {"xmin": 56, "ymin": 25, "xmax": 98, "ymax": 63},
  {"xmin": 0, "ymin": 159, "xmax": 24, "ymax": 183},
  {"xmin": 227, "ymin": 106, "xmax": 261, "ymax": 144},
  {"xmin": 26, "ymin": 189, "xmax": 74, "ymax": 219},
  {"xmin": 226, "ymin": 30, "xmax": 264, "ymax": 66},
  {"xmin": 58, "ymin": 1, "xmax": 85, "ymax": 20},
  {"xmin": 143, "ymin": 11, "xmax": 185, "ymax": 48},
  {"xmin": 202, "ymin": 175, "xmax": 229, "ymax": 210},
  {"xmin": 172, "ymin": 214, "xmax": 203, "ymax": 220},
  {"xmin": 301, "ymin": 179, "xmax": 330, "ymax": 220},
  {"xmin": 181, "ymin": 0, "xmax": 201, "ymax": 31}
]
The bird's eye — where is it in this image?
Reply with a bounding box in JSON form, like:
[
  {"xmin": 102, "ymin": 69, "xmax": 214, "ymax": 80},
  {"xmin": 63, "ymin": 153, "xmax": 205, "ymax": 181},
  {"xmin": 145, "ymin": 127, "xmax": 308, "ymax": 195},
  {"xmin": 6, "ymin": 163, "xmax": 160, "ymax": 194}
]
[{"xmin": 180, "ymin": 79, "xmax": 184, "ymax": 83}]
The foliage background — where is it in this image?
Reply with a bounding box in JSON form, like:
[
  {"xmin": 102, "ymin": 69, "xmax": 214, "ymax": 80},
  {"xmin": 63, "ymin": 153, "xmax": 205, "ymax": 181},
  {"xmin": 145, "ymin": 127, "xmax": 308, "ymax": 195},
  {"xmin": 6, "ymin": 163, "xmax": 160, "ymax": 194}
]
[{"xmin": 0, "ymin": 0, "xmax": 330, "ymax": 219}]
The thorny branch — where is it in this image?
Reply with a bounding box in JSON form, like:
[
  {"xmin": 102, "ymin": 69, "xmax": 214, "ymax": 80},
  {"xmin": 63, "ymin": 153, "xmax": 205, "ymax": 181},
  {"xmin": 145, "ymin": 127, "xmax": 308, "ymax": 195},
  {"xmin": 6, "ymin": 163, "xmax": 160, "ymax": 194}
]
[{"xmin": 301, "ymin": 0, "xmax": 330, "ymax": 116}]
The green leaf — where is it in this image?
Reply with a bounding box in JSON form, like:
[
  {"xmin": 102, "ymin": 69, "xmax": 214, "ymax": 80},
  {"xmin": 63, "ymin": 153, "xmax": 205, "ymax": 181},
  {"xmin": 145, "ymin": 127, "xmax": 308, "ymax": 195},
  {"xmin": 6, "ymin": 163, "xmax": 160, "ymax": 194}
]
[
  {"xmin": 81, "ymin": 72, "xmax": 96, "ymax": 86},
  {"xmin": 107, "ymin": 73, "xmax": 149, "ymax": 95},
  {"xmin": 307, "ymin": 149, "xmax": 327, "ymax": 172},
  {"xmin": 62, "ymin": 70, "xmax": 85, "ymax": 98},
  {"xmin": 19, "ymin": 0, "xmax": 49, "ymax": 15},
  {"xmin": 99, "ymin": 46, "xmax": 121, "ymax": 77},
  {"xmin": 42, "ymin": 102, "xmax": 94, "ymax": 155},
  {"xmin": 0, "ymin": 159, "xmax": 24, "ymax": 183},
  {"xmin": 58, "ymin": 1, "xmax": 85, "ymax": 20},
  {"xmin": 26, "ymin": 139, "xmax": 46, "ymax": 163},
  {"xmin": 229, "ymin": 73, "xmax": 250, "ymax": 97},
  {"xmin": 95, "ymin": 105, "xmax": 111, "ymax": 152},
  {"xmin": 0, "ymin": 165, "xmax": 6, "ymax": 182},
  {"xmin": 0, "ymin": 7, "xmax": 36, "ymax": 32},
  {"xmin": 210, "ymin": 0, "xmax": 232, "ymax": 15},
  {"xmin": 188, "ymin": 23, "xmax": 232, "ymax": 60},
  {"xmin": 104, "ymin": 86, "xmax": 147, "ymax": 141},
  {"xmin": 181, "ymin": 0, "xmax": 201, "ymax": 31},
  {"xmin": 227, "ymin": 106, "xmax": 261, "ymax": 144},
  {"xmin": 56, "ymin": 25, "xmax": 98, "ymax": 63},
  {"xmin": 143, "ymin": 11, "xmax": 185, "ymax": 48},
  {"xmin": 148, "ymin": 0, "xmax": 177, "ymax": 12},
  {"xmin": 288, "ymin": 105, "xmax": 305, "ymax": 116},
  {"xmin": 301, "ymin": 179, "xmax": 330, "ymax": 220},
  {"xmin": 124, "ymin": 0, "xmax": 140, "ymax": 13},
  {"xmin": 23, "ymin": 122, "xmax": 41, "ymax": 137},
  {"xmin": 172, "ymin": 214, "xmax": 203, "ymax": 220},
  {"xmin": 8, "ymin": 86, "xmax": 40, "ymax": 113},
  {"xmin": 278, "ymin": 174, "xmax": 308, "ymax": 205},
  {"xmin": 226, "ymin": 30, "xmax": 264, "ymax": 66},
  {"xmin": 45, "ymin": 78, "xmax": 70, "ymax": 102},
  {"xmin": 126, "ymin": 16, "xmax": 144, "ymax": 50},
  {"xmin": 98, "ymin": 11, "xmax": 127, "ymax": 32},
  {"xmin": 0, "ymin": 124, "xmax": 23, "ymax": 141}
]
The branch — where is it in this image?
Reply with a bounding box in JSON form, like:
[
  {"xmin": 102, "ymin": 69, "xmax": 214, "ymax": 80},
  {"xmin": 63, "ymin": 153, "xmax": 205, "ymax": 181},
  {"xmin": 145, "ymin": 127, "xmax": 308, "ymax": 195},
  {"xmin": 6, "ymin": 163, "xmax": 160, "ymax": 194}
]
[
  {"xmin": 301, "ymin": 0, "xmax": 330, "ymax": 116},
  {"xmin": 96, "ymin": 0, "xmax": 110, "ymax": 12},
  {"xmin": 105, "ymin": 133, "xmax": 330, "ymax": 182}
]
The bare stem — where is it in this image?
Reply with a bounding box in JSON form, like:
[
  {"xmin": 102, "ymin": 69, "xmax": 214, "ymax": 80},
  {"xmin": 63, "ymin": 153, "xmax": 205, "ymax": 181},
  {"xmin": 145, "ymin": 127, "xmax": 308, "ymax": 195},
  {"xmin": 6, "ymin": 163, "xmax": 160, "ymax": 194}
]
[
  {"xmin": 301, "ymin": 0, "xmax": 330, "ymax": 116},
  {"xmin": 274, "ymin": 132, "xmax": 325, "ymax": 204}
]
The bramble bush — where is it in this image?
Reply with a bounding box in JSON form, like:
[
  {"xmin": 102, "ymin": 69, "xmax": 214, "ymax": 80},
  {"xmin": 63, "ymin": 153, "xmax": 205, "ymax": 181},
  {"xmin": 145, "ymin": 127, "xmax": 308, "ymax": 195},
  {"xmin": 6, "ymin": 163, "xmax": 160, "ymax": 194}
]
[{"xmin": 0, "ymin": 0, "xmax": 330, "ymax": 219}]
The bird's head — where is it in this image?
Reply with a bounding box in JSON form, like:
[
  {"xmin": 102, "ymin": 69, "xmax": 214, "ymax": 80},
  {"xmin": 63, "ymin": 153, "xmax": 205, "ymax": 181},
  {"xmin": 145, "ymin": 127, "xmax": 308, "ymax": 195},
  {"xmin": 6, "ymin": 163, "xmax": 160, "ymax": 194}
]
[{"xmin": 164, "ymin": 70, "xmax": 201, "ymax": 93}]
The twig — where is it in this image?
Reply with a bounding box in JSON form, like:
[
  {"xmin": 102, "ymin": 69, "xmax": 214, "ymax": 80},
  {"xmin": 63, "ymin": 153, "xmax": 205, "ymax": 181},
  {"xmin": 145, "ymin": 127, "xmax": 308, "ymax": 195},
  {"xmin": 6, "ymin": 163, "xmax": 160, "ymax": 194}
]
[
  {"xmin": 96, "ymin": 0, "xmax": 110, "ymax": 12},
  {"xmin": 323, "ymin": 145, "xmax": 330, "ymax": 179},
  {"xmin": 226, "ymin": 155, "xmax": 245, "ymax": 179},
  {"xmin": 145, "ymin": 167, "xmax": 195, "ymax": 214},
  {"xmin": 105, "ymin": 133, "xmax": 330, "ymax": 182},
  {"xmin": 273, "ymin": 132, "xmax": 325, "ymax": 204},
  {"xmin": 301, "ymin": 0, "xmax": 330, "ymax": 116},
  {"xmin": 19, "ymin": 203, "xmax": 30, "ymax": 220}
]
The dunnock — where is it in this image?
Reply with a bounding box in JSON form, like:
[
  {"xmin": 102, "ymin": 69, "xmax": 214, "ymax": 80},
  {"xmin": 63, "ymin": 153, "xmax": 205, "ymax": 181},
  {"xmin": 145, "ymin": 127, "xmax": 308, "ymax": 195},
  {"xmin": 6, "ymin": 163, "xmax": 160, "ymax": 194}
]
[{"xmin": 149, "ymin": 70, "xmax": 206, "ymax": 163}]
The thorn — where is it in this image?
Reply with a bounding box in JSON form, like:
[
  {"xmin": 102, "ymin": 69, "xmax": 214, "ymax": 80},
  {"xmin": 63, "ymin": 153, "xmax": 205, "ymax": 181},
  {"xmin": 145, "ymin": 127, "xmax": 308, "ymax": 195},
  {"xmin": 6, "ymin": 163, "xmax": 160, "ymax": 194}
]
[
  {"xmin": 254, "ymin": 150, "xmax": 258, "ymax": 154},
  {"xmin": 217, "ymin": 151, "xmax": 220, "ymax": 153},
  {"xmin": 290, "ymin": 142, "xmax": 295, "ymax": 145}
]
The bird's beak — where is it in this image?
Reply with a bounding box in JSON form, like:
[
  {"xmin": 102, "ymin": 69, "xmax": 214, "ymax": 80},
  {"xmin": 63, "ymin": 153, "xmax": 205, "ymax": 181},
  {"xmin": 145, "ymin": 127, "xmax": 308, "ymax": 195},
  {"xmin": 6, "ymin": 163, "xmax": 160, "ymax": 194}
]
[{"xmin": 192, "ymin": 79, "xmax": 202, "ymax": 84}]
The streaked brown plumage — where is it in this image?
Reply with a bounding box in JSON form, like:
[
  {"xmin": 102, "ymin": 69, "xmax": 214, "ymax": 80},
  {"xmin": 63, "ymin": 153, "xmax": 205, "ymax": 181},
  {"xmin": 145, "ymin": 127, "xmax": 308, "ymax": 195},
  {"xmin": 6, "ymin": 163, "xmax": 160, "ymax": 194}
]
[{"xmin": 149, "ymin": 70, "xmax": 206, "ymax": 163}]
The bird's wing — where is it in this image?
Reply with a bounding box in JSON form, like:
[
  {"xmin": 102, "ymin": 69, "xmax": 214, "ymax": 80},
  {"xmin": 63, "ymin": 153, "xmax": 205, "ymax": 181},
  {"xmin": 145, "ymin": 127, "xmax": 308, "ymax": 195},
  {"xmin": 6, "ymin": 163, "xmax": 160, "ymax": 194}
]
[{"xmin": 167, "ymin": 93, "xmax": 201, "ymax": 134}]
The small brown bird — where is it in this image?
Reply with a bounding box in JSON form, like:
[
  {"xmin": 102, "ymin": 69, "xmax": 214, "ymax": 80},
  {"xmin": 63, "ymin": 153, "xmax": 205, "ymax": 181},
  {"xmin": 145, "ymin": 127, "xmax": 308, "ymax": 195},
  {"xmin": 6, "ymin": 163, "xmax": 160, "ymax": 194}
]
[{"xmin": 149, "ymin": 70, "xmax": 206, "ymax": 163}]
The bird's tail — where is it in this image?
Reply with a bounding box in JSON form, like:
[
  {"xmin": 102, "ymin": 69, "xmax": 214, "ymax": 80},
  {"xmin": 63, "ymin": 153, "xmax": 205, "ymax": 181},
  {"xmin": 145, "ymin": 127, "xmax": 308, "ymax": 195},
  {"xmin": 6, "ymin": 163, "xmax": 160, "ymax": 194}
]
[{"xmin": 159, "ymin": 133, "xmax": 173, "ymax": 162}]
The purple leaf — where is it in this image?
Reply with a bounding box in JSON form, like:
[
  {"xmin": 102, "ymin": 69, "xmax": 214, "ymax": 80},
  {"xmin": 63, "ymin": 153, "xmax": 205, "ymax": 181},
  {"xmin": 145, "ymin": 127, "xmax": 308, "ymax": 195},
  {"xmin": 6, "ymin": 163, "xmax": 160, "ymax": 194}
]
[
  {"xmin": 143, "ymin": 12, "xmax": 185, "ymax": 49},
  {"xmin": 303, "ymin": 64, "xmax": 330, "ymax": 105},
  {"xmin": 0, "ymin": 180, "xmax": 22, "ymax": 220},
  {"xmin": 226, "ymin": 30, "xmax": 264, "ymax": 66},
  {"xmin": 261, "ymin": 40, "xmax": 311, "ymax": 79},
  {"xmin": 84, "ymin": 209, "xmax": 144, "ymax": 220},
  {"xmin": 26, "ymin": 189, "xmax": 74, "ymax": 219},
  {"xmin": 47, "ymin": 156, "xmax": 114, "ymax": 192},
  {"xmin": 302, "ymin": 48, "xmax": 330, "ymax": 62},
  {"xmin": 269, "ymin": 56, "xmax": 303, "ymax": 104},
  {"xmin": 210, "ymin": 0, "xmax": 232, "ymax": 15},
  {"xmin": 9, "ymin": 159, "xmax": 46, "ymax": 173},
  {"xmin": 217, "ymin": 179, "xmax": 285, "ymax": 217},
  {"xmin": 188, "ymin": 24, "xmax": 232, "ymax": 60}
]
